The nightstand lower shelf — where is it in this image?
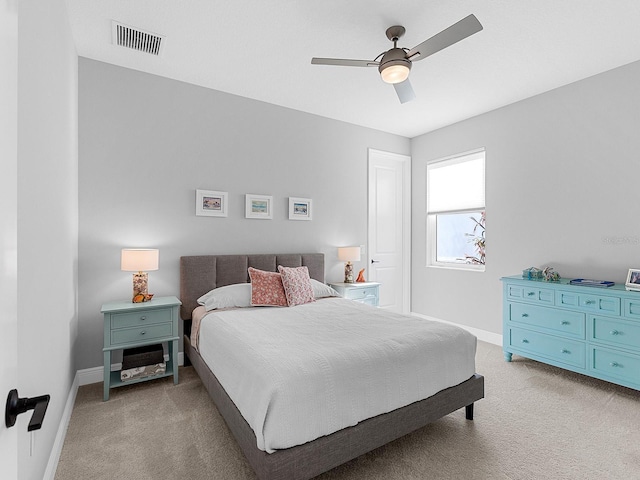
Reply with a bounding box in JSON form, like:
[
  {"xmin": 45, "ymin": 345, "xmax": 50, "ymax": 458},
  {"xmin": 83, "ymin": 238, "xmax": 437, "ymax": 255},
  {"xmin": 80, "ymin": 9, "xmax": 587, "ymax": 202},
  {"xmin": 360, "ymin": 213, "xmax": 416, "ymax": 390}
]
[{"xmin": 106, "ymin": 354, "xmax": 177, "ymax": 390}]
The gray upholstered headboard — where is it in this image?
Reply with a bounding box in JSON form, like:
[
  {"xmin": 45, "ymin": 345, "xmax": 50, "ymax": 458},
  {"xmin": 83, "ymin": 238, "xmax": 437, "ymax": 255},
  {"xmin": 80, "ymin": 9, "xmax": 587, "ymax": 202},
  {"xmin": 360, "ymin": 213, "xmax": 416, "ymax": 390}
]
[{"xmin": 179, "ymin": 253, "xmax": 325, "ymax": 320}]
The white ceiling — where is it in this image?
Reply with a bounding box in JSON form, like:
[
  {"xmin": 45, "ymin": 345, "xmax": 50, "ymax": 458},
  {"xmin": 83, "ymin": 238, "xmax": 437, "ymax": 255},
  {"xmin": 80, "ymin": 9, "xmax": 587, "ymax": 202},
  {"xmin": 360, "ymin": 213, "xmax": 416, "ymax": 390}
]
[{"xmin": 65, "ymin": 0, "xmax": 640, "ymax": 138}]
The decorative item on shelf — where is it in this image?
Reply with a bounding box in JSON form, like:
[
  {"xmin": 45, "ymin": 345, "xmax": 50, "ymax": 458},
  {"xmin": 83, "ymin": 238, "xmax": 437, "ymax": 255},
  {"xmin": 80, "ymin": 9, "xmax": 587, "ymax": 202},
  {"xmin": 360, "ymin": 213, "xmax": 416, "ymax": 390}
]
[
  {"xmin": 542, "ymin": 266, "xmax": 560, "ymax": 282},
  {"xmin": 522, "ymin": 267, "xmax": 543, "ymax": 279},
  {"xmin": 625, "ymin": 268, "xmax": 640, "ymax": 292},
  {"xmin": 356, "ymin": 268, "xmax": 366, "ymax": 283},
  {"xmin": 121, "ymin": 248, "xmax": 159, "ymax": 302},
  {"xmin": 338, "ymin": 246, "xmax": 361, "ymax": 283},
  {"xmin": 570, "ymin": 278, "xmax": 614, "ymax": 288}
]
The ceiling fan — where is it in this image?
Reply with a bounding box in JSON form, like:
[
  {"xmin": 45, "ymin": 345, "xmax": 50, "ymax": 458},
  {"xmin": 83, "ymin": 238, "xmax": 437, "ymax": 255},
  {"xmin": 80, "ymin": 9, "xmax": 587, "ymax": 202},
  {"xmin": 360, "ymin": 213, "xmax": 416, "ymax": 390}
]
[{"xmin": 311, "ymin": 14, "xmax": 483, "ymax": 103}]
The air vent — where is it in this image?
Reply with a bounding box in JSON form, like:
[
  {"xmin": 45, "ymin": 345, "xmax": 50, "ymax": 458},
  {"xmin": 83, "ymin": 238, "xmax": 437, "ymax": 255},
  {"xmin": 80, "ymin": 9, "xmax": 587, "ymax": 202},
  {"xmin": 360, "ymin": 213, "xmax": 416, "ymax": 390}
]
[{"xmin": 112, "ymin": 21, "xmax": 165, "ymax": 56}]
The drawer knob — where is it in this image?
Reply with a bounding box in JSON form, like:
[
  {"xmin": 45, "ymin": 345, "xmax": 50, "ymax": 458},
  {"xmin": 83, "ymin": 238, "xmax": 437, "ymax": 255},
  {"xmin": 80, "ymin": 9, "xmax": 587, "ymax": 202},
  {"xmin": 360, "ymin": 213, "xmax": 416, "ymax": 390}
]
[
  {"xmin": 140, "ymin": 316, "xmax": 146, "ymax": 321},
  {"xmin": 609, "ymin": 330, "xmax": 619, "ymax": 336},
  {"xmin": 561, "ymin": 349, "xmax": 570, "ymax": 354},
  {"xmin": 610, "ymin": 361, "xmax": 620, "ymax": 368},
  {"xmin": 140, "ymin": 331, "xmax": 146, "ymax": 335},
  {"xmin": 521, "ymin": 313, "xmax": 529, "ymax": 318},
  {"xmin": 527, "ymin": 292, "xmax": 535, "ymax": 296},
  {"xmin": 521, "ymin": 339, "xmax": 529, "ymax": 344},
  {"xmin": 561, "ymin": 321, "xmax": 570, "ymax": 325}
]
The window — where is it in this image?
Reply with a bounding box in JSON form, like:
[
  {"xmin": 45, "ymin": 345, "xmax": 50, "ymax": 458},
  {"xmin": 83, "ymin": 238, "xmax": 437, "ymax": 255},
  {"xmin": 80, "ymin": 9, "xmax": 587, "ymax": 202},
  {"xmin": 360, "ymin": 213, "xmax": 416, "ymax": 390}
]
[{"xmin": 426, "ymin": 149, "xmax": 485, "ymax": 270}]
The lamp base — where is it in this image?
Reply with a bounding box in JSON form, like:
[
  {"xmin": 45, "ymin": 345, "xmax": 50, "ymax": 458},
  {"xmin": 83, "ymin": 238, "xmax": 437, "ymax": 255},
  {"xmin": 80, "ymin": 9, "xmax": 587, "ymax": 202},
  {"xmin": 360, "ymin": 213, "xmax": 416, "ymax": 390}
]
[
  {"xmin": 344, "ymin": 262, "xmax": 354, "ymax": 283},
  {"xmin": 132, "ymin": 272, "xmax": 154, "ymax": 302}
]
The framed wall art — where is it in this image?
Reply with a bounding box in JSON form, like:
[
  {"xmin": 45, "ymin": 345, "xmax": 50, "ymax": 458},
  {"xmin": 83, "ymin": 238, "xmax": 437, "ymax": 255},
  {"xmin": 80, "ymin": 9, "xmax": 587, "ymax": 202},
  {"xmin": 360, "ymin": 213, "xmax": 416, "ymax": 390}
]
[
  {"xmin": 196, "ymin": 189, "xmax": 228, "ymax": 217},
  {"xmin": 245, "ymin": 194, "xmax": 273, "ymax": 219},
  {"xmin": 289, "ymin": 197, "xmax": 312, "ymax": 221}
]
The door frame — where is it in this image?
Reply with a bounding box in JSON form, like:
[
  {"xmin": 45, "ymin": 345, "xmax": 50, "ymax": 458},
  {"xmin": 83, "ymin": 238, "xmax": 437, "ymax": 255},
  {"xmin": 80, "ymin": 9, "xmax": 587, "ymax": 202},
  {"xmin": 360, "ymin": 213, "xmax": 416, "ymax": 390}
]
[{"xmin": 367, "ymin": 148, "xmax": 411, "ymax": 313}]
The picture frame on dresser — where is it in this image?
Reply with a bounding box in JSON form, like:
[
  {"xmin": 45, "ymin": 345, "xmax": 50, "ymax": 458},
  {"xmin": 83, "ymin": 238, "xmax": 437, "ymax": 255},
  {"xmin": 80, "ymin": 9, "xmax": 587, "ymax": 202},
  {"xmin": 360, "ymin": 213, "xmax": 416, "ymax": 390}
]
[
  {"xmin": 245, "ymin": 194, "xmax": 273, "ymax": 219},
  {"xmin": 196, "ymin": 189, "xmax": 228, "ymax": 217},
  {"xmin": 625, "ymin": 268, "xmax": 640, "ymax": 291},
  {"xmin": 288, "ymin": 197, "xmax": 312, "ymax": 221}
]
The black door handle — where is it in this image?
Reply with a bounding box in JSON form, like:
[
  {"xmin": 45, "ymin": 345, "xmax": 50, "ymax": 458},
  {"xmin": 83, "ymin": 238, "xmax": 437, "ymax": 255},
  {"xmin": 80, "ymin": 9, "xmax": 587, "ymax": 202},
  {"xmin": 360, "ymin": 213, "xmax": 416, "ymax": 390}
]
[
  {"xmin": 371, "ymin": 259, "xmax": 380, "ymax": 264},
  {"xmin": 5, "ymin": 389, "xmax": 50, "ymax": 431}
]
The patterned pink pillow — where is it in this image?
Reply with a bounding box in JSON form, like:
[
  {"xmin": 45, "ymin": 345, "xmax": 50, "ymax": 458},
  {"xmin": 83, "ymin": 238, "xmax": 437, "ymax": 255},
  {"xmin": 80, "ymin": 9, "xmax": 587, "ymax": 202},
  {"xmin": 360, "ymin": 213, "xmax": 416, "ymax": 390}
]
[
  {"xmin": 277, "ymin": 265, "xmax": 316, "ymax": 306},
  {"xmin": 248, "ymin": 267, "xmax": 288, "ymax": 307}
]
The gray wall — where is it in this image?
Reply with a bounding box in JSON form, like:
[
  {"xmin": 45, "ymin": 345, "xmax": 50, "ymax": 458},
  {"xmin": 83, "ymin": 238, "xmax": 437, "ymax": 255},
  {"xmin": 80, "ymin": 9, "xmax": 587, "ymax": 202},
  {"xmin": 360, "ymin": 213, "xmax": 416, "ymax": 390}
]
[
  {"xmin": 17, "ymin": 0, "xmax": 78, "ymax": 478},
  {"xmin": 411, "ymin": 60, "xmax": 640, "ymax": 336},
  {"xmin": 78, "ymin": 58, "xmax": 410, "ymax": 370}
]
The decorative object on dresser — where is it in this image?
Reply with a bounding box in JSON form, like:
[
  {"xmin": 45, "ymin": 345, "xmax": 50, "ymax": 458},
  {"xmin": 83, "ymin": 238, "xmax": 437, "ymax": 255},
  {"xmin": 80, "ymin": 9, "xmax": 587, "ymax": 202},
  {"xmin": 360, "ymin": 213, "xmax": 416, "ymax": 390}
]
[
  {"xmin": 101, "ymin": 296, "xmax": 181, "ymax": 401},
  {"xmin": 195, "ymin": 189, "xmax": 228, "ymax": 217},
  {"xmin": 356, "ymin": 268, "xmax": 366, "ymax": 282},
  {"xmin": 288, "ymin": 197, "xmax": 312, "ymax": 220},
  {"xmin": 245, "ymin": 194, "xmax": 273, "ymax": 219},
  {"xmin": 328, "ymin": 281, "xmax": 380, "ymax": 307},
  {"xmin": 121, "ymin": 248, "xmax": 159, "ymax": 302},
  {"xmin": 337, "ymin": 246, "xmax": 361, "ymax": 283},
  {"xmin": 625, "ymin": 268, "xmax": 640, "ymax": 292},
  {"xmin": 501, "ymin": 275, "xmax": 640, "ymax": 391}
]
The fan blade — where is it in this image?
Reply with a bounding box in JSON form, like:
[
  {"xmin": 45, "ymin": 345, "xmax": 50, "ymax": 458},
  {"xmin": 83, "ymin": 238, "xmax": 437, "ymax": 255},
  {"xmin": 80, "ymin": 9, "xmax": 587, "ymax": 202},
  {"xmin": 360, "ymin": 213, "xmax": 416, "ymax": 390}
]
[
  {"xmin": 406, "ymin": 14, "xmax": 483, "ymax": 62},
  {"xmin": 311, "ymin": 57, "xmax": 379, "ymax": 67},
  {"xmin": 393, "ymin": 79, "xmax": 416, "ymax": 104}
]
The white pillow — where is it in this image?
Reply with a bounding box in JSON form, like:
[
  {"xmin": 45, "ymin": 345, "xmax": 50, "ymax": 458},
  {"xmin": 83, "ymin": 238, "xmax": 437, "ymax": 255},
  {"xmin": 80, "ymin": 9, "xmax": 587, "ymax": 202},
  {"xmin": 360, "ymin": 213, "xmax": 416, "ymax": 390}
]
[
  {"xmin": 197, "ymin": 283, "xmax": 252, "ymax": 311},
  {"xmin": 310, "ymin": 279, "xmax": 340, "ymax": 299}
]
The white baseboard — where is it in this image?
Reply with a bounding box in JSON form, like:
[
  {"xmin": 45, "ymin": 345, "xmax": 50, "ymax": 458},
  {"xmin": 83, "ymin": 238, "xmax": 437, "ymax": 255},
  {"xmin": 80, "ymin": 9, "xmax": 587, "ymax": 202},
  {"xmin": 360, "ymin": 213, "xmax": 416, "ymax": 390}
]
[
  {"xmin": 43, "ymin": 371, "xmax": 79, "ymax": 480},
  {"xmin": 410, "ymin": 312, "xmax": 503, "ymax": 346}
]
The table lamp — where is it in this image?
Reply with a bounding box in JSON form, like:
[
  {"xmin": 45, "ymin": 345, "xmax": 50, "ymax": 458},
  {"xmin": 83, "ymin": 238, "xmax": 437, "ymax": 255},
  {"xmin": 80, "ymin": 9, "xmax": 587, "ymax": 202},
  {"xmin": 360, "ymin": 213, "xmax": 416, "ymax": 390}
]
[
  {"xmin": 121, "ymin": 248, "xmax": 159, "ymax": 302},
  {"xmin": 338, "ymin": 246, "xmax": 361, "ymax": 283}
]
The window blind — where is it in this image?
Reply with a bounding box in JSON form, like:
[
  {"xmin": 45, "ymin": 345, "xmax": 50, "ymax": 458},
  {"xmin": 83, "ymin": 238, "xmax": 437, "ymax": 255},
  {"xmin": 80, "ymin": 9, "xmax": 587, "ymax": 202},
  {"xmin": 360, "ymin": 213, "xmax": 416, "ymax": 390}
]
[{"xmin": 427, "ymin": 150, "xmax": 485, "ymax": 214}]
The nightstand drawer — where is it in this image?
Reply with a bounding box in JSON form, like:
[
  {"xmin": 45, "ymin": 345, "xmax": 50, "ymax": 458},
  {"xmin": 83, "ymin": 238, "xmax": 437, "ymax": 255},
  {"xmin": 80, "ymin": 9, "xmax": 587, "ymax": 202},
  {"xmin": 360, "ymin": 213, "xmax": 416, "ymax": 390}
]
[
  {"xmin": 111, "ymin": 322, "xmax": 173, "ymax": 345},
  {"xmin": 346, "ymin": 287, "xmax": 376, "ymax": 300},
  {"xmin": 509, "ymin": 327, "xmax": 585, "ymax": 368},
  {"xmin": 111, "ymin": 308, "xmax": 172, "ymax": 329}
]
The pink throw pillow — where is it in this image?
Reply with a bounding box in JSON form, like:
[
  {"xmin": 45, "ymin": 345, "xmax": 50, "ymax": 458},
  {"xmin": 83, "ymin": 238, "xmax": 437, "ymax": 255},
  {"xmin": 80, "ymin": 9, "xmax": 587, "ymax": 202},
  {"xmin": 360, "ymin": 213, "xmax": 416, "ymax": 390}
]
[
  {"xmin": 248, "ymin": 267, "xmax": 288, "ymax": 307},
  {"xmin": 277, "ymin": 265, "xmax": 315, "ymax": 306}
]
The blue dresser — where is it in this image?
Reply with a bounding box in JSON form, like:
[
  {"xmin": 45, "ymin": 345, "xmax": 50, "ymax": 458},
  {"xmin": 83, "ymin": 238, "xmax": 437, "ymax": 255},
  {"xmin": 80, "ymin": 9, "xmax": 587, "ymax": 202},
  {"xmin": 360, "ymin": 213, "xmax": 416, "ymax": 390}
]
[{"xmin": 501, "ymin": 276, "xmax": 640, "ymax": 390}]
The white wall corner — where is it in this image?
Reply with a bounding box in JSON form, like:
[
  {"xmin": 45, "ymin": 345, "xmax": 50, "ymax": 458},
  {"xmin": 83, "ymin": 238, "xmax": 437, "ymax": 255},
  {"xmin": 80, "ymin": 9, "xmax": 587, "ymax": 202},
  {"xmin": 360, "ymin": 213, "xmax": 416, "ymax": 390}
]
[{"xmin": 410, "ymin": 312, "xmax": 503, "ymax": 346}]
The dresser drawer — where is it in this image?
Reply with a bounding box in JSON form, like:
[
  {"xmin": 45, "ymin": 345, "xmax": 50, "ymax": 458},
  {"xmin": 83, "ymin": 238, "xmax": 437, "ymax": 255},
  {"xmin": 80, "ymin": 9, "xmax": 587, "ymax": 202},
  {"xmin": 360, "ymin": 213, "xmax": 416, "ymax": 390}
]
[
  {"xmin": 590, "ymin": 346, "xmax": 640, "ymax": 386},
  {"xmin": 557, "ymin": 290, "xmax": 620, "ymax": 316},
  {"xmin": 590, "ymin": 315, "xmax": 640, "ymax": 350},
  {"xmin": 110, "ymin": 322, "xmax": 174, "ymax": 345},
  {"xmin": 623, "ymin": 298, "xmax": 640, "ymax": 320},
  {"xmin": 508, "ymin": 303, "xmax": 585, "ymax": 338},
  {"xmin": 508, "ymin": 327, "xmax": 586, "ymax": 368},
  {"xmin": 110, "ymin": 308, "xmax": 173, "ymax": 330},
  {"xmin": 505, "ymin": 284, "xmax": 554, "ymax": 306}
]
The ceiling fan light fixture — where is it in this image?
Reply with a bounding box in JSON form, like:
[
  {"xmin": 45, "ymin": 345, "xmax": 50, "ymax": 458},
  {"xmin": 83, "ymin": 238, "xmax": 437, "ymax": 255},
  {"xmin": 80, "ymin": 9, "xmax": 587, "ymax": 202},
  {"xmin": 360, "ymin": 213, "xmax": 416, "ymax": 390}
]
[
  {"xmin": 380, "ymin": 63, "xmax": 410, "ymax": 84},
  {"xmin": 378, "ymin": 48, "xmax": 411, "ymax": 84}
]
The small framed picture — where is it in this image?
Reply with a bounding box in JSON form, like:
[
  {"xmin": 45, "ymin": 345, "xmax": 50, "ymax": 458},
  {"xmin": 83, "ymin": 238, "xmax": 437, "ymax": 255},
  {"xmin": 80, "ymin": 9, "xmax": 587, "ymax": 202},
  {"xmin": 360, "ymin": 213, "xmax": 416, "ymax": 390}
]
[
  {"xmin": 196, "ymin": 189, "xmax": 228, "ymax": 217},
  {"xmin": 245, "ymin": 194, "xmax": 273, "ymax": 219},
  {"xmin": 625, "ymin": 268, "xmax": 640, "ymax": 292},
  {"xmin": 289, "ymin": 197, "xmax": 312, "ymax": 221}
]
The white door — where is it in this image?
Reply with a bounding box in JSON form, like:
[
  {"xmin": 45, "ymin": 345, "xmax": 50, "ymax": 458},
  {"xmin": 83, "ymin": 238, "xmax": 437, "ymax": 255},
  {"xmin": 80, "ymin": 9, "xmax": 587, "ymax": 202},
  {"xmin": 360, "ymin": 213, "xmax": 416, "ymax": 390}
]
[
  {"xmin": 0, "ymin": 2, "xmax": 19, "ymax": 476},
  {"xmin": 368, "ymin": 149, "xmax": 410, "ymax": 313}
]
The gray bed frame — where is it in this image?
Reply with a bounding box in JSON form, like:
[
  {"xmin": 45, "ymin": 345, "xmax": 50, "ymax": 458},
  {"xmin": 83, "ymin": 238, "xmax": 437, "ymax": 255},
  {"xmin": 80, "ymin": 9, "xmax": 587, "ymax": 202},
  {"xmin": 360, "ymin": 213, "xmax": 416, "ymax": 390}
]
[{"xmin": 180, "ymin": 253, "xmax": 484, "ymax": 480}]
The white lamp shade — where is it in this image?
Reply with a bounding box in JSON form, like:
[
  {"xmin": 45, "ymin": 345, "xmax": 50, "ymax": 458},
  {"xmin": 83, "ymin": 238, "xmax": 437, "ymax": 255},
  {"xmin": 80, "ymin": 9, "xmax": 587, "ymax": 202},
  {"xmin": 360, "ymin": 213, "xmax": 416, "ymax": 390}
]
[
  {"xmin": 338, "ymin": 246, "xmax": 361, "ymax": 262},
  {"xmin": 121, "ymin": 248, "xmax": 159, "ymax": 272}
]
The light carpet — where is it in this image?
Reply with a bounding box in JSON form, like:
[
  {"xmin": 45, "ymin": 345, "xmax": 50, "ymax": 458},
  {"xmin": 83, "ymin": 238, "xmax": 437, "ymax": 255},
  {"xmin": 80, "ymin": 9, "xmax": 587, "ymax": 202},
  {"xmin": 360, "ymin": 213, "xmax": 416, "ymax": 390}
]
[{"xmin": 54, "ymin": 341, "xmax": 640, "ymax": 479}]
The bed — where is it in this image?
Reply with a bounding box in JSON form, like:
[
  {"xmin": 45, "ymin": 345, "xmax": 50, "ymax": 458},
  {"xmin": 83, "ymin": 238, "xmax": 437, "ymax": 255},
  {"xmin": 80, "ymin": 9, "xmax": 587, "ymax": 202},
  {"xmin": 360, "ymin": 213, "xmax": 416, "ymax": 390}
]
[{"xmin": 180, "ymin": 253, "xmax": 484, "ymax": 480}]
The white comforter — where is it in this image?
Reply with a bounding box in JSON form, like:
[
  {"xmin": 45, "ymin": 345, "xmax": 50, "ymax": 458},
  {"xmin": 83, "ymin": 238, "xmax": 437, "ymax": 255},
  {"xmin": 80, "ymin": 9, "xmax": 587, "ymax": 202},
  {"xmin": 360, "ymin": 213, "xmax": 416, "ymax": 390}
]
[{"xmin": 198, "ymin": 298, "xmax": 476, "ymax": 453}]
